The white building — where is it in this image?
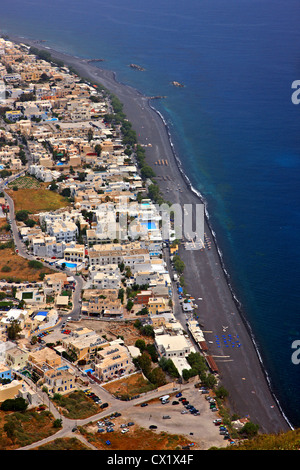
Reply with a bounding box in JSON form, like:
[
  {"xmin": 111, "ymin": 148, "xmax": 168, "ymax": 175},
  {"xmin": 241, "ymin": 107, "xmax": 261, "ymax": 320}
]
[
  {"xmin": 92, "ymin": 271, "xmax": 121, "ymax": 290},
  {"xmin": 155, "ymin": 334, "xmax": 193, "ymax": 359},
  {"xmin": 31, "ymin": 235, "xmax": 77, "ymax": 259},
  {"xmin": 47, "ymin": 220, "xmax": 78, "ymax": 243}
]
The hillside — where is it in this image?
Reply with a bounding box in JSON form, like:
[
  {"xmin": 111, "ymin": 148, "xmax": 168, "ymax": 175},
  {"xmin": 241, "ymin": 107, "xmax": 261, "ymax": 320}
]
[{"xmin": 221, "ymin": 428, "xmax": 300, "ymax": 450}]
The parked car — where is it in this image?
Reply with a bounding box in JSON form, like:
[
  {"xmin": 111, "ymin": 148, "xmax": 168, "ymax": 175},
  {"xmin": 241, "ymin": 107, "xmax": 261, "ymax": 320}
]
[
  {"xmin": 149, "ymin": 425, "xmax": 157, "ymax": 429},
  {"xmin": 176, "ymin": 392, "xmax": 182, "ymax": 398},
  {"xmin": 163, "ymin": 415, "xmax": 171, "ymax": 419},
  {"xmin": 100, "ymin": 402, "xmax": 109, "ymax": 409},
  {"xmin": 127, "ymin": 422, "xmax": 135, "ymax": 426},
  {"xmin": 140, "ymin": 403, "xmax": 148, "ymax": 407}
]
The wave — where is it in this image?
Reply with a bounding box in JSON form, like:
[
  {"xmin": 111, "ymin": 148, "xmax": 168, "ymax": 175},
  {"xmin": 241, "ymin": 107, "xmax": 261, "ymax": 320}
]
[{"xmin": 145, "ymin": 97, "xmax": 294, "ymax": 431}]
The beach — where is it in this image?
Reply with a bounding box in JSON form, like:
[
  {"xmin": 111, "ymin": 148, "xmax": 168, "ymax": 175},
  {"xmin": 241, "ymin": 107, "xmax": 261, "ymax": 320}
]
[{"xmin": 10, "ymin": 35, "xmax": 292, "ymax": 434}]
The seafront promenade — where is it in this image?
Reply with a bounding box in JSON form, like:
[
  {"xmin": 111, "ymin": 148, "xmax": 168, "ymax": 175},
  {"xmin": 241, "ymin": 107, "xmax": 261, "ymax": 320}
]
[{"xmin": 9, "ymin": 35, "xmax": 292, "ymax": 434}]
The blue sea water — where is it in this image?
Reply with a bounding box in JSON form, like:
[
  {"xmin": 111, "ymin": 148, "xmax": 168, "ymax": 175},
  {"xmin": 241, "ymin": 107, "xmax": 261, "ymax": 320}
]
[{"xmin": 1, "ymin": 0, "xmax": 299, "ymax": 428}]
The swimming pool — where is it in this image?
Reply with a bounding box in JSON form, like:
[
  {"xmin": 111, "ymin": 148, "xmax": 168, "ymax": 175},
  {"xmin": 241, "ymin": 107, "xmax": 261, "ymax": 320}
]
[
  {"xmin": 141, "ymin": 221, "xmax": 157, "ymax": 230},
  {"xmin": 64, "ymin": 262, "xmax": 77, "ymax": 269},
  {"xmin": 57, "ymin": 260, "xmax": 78, "ymax": 269}
]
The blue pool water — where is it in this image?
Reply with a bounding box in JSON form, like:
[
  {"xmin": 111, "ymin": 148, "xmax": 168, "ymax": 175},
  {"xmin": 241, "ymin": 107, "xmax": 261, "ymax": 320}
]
[
  {"xmin": 141, "ymin": 221, "xmax": 158, "ymax": 230},
  {"xmin": 64, "ymin": 262, "xmax": 77, "ymax": 269}
]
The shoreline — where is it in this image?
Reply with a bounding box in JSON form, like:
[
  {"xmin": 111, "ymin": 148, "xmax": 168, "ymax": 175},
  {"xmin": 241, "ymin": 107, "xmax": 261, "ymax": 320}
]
[
  {"xmin": 146, "ymin": 98, "xmax": 293, "ymax": 432},
  {"xmin": 7, "ymin": 33, "xmax": 293, "ymax": 433}
]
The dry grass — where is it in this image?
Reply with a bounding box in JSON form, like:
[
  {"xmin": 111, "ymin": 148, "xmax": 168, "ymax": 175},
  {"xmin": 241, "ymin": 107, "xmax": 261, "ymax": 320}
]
[
  {"xmin": 103, "ymin": 373, "xmax": 155, "ymax": 398},
  {"xmin": 0, "ymin": 408, "xmax": 57, "ymax": 450},
  {"xmin": 226, "ymin": 428, "xmax": 300, "ymax": 450},
  {"xmin": 6, "ymin": 188, "xmax": 70, "ymax": 213},
  {"xmin": 36, "ymin": 437, "xmax": 90, "ymax": 450},
  {"xmin": 51, "ymin": 390, "xmax": 102, "ymax": 420},
  {"xmin": 0, "ymin": 248, "xmax": 55, "ymax": 281},
  {"xmin": 80, "ymin": 424, "xmax": 192, "ymax": 451}
]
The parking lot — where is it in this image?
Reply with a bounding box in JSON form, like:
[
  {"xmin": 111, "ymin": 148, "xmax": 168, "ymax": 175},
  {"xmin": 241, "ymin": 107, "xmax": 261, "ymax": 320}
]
[
  {"xmin": 115, "ymin": 385, "xmax": 229, "ymax": 449},
  {"xmin": 38, "ymin": 325, "xmax": 231, "ymax": 449}
]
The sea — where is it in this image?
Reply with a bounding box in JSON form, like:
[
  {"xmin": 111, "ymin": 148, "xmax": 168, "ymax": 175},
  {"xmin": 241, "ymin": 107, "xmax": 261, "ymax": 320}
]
[{"xmin": 0, "ymin": 0, "xmax": 299, "ymax": 429}]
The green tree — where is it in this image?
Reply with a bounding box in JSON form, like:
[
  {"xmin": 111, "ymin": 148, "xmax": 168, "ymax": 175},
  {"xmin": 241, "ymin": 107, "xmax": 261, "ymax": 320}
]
[
  {"xmin": 50, "ymin": 181, "xmax": 58, "ymax": 191},
  {"xmin": 148, "ymin": 367, "xmax": 166, "ymax": 387},
  {"xmin": 186, "ymin": 352, "xmax": 207, "ymax": 374},
  {"xmin": 7, "ymin": 319, "xmax": 22, "ymax": 340},
  {"xmin": 1, "ymin": 397, "xmax": 28, "ymax": 412},
  {"xmin": 95, "ymin": 144, "xmax": 102, "ymax": 156},
  {"xmin": 146, "ymin": 343, "xmax": 158, "ymax": 362},
  {"xmin": 135, "ymin": 339, "xmax": 146, "ymax": 351},
  {"xmin": 173, "ymin": 255, "xmax": 185, "ymax": 275},
  {"xmin": 215, "ymin": 385, "xmax": 229, "ymax": 400},
  {"xmin": 137, "ymin": 351, "xmax": 152, "ymax": 376},
  {"xmin": 141, "ymin": 165, "xmax": 156, "ymax": 179},
  {"xmin": 25, "ymin": 218, "xmax": 36, "ymax": 228},
  {"xmin": 159, "ymin": 357, "xmax": 179, "ymax": 378},
  {"xmin": 134, "ymin": 319, "xmax": 142, "ymax": 330},
  {"xmin": 124, "ymin": 266, "xmax": 132, "ymax": 278},
  {"xmin": 199, "ymin": 371, "xmax": 217, "ymax": 389},
  {"xmin": 141, "ymin": 324, "xmax": 154, "ymax": 338},
  {"xmin": 15, "ymin": 210, "xmax": 30, "ymax": 222},
  {"xmin": 118, "ymin": 288, "xmax": 124, "ymax": 304},
  {"xmin": 240, "ymin": 421, "xmax": 259, "ymax": 438},
  {"xmin": 126, "ymin": 299, "xmax": 134, "ymax": 311},
  {"xmin": 61, "ymin": 187, "xmax": 71, "ymax": 198},
  {"xmin": 53, "ymin": 418, "xmax": 63, "ymax": 428}
]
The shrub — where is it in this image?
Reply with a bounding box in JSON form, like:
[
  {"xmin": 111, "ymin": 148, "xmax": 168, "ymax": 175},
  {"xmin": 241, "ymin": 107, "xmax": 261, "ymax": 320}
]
[
  {"xmin": 1, "ymin": 397, "xmax": 28, "ymax": 412},
  {"xmin": 15, "ymin": 210, "xmax": 30, "ymax": 221},
  {"xmin": 1, "ymin": 265, "xmax": 11, "ymax": 272},
  {"xmin": 28, "ymin": 260, "xmax": 43, "ymax": 269}
]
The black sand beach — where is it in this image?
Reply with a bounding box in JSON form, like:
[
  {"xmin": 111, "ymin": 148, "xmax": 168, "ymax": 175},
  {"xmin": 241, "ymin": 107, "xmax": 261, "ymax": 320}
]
[{"xmin": 10, "ymin": 35, "xmax": 292, "ymax": 434}]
